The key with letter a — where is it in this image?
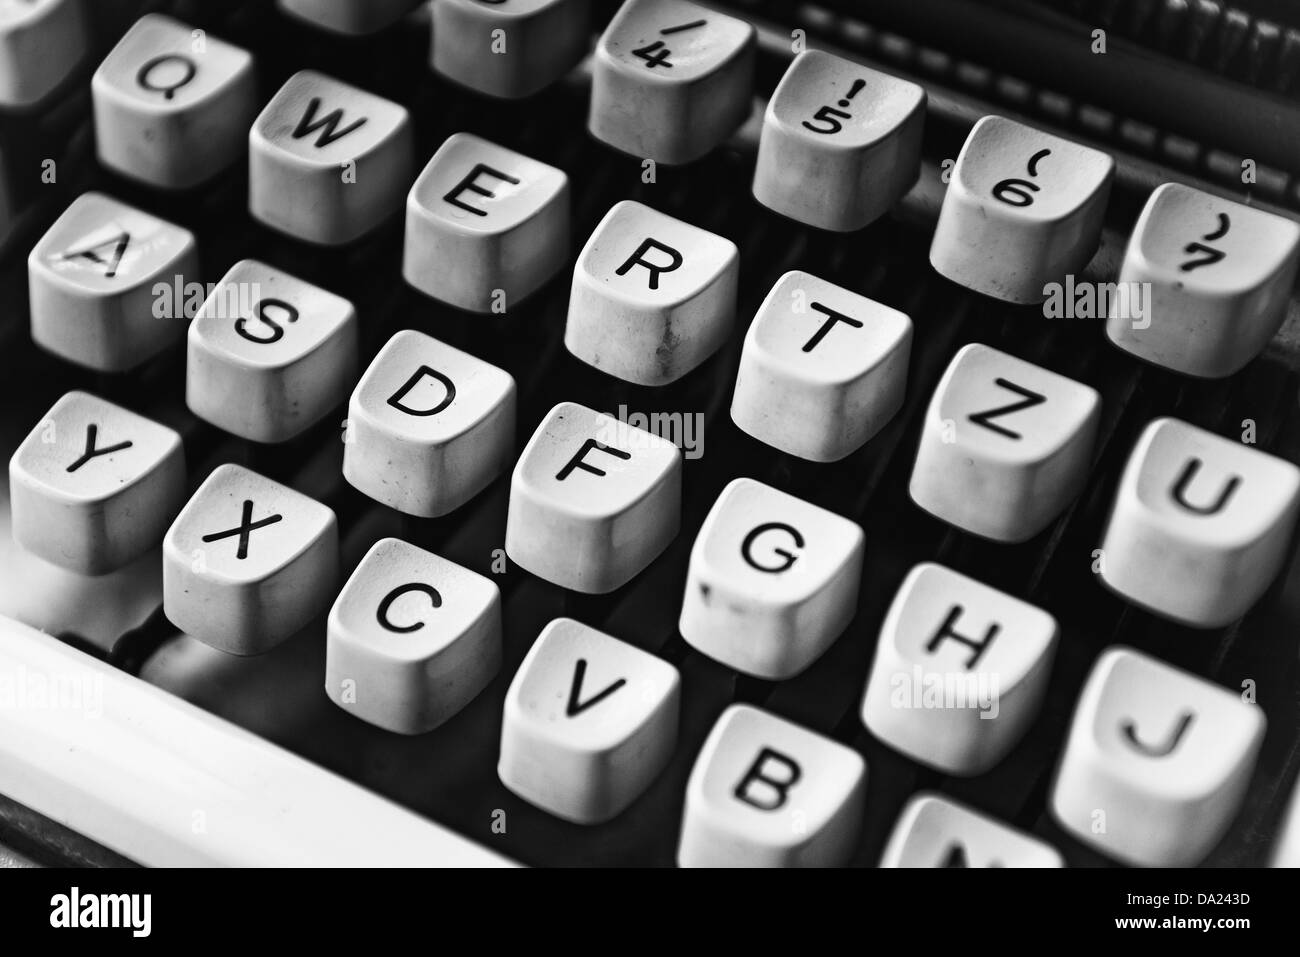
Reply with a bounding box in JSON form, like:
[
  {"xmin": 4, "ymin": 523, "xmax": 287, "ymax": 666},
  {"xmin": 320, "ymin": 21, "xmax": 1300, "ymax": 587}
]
[
  {"xmin": 678, "ymin": 704, "xmax": 865, "ymax": 867},
  {"xmin": 92, "ymin": 14, "xmax": 256, "ymax": 189},
  {"xmin": 499, "ymin": 618, "xmax": 680, "ymax": 823},
  {"xmin": 1098, "ymin": 417, "xmax": 1300, "ymax": 627},
  {"xmin": 9, "ymin": 391, "xmax": 185, "ymax": 574},
  {"xmin": 163, "ymin": 464, "xmax": 339, "ymax": 655},
  {"xmin": 930, "ymin": 115, "xmax": 1113, "ymax": 303},
  {"xmin": 28, "ymin": 192, "xmax": 198, "ymax": 372},
  {"xmin": 250, "ymin": 70, "xmax": 413, "ymax": 245}
]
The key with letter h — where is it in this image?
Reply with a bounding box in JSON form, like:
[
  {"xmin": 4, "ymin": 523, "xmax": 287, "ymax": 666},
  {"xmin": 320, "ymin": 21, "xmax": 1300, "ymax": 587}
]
[
  {"xmin": 678, "ymin": 704, "xmax": 865, "ymax": 867},
  {"xmin": 92, "ymin": 14, "xmax": 256, "ymax": 189},
  {"xmin": 9, "ymin": 392, "xmax": 186, "ymax": 574},
  {"xmin": 860, "ymin": 563, "xmax": 1057, "ymax": 775},
  {"xmin": 505, "ymin": 401, "xmax": 681, "ymax": 593},
  {"xmin": 909, "ymin": 343, "xmax": 1100, "ymax": 542},
  {"xmin": 1098, "ymin": 417, "xmax": 1300, "ymax": 627},
  {"xmin": 163, "ymin": 464, "xmax": 339, "ymax": 655},
  {"xmin": 499, "ymin": 618, "xmax": 680, "ymax": 823},
  {"xmin": 343, "ymin": 330, "xmax": 516, "ymax": 517},
  {"xmin": 1050, "ymin": 647, "xmax": 1265, "ymax": 866},
  {"xmin": 250, "ymin": 70, "xmax": 413, "ymax": 245},
  {"xmin": 566, "ymin": 200, "xmax": 738, "ymax": 386}
]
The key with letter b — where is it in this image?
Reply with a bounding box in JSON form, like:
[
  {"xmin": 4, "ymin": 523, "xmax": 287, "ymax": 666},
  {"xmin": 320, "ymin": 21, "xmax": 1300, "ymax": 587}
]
[
  {"xmin": 1106, "ymin": 183, "xmax": 1300, "ymax": 377},
  {"xmin": 589, "ymin": 0, "xmax": 755, "ymax": 165},
  {"xmin": 9, "ymin": 392, "xmax": 185, "ymax": 575},
  {"xmin": 250, "ymin": 71, "xmax": 413, "ymax": 245},
  {"xmin": 930, "ymin": 115, "xmax": 1113, "ymax": 303},
  {"xmin": 499, "ymin": 618, "xmax": 680, "ymax": 823},
  {"xmin": 677, "ymin": 704, "xmax": 865, "ymax": 867},
  {"xmin": 326, "ymin": 538, "xmax": 502, "ymax": 734},
  {"xmin": 1050, "ymin": 647, "xmax": 1265, "ymax": 866},
  {"xmin": 92, "ymin": 14, "xmax": 257, "ymax": 189},
  {"xmin": 753, "ymin": 51, "xmax": 926, "ymax": 231},
  {"xmin": 1098, "ymin": 417, "xmax": 1300, "ymax": 627},
  {"xmin": 163, "ymin": 464, "xmax": 339, "ymax": 655}
]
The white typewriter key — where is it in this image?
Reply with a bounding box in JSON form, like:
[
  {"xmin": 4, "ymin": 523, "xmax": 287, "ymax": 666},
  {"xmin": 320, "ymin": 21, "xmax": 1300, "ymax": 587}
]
[
  {"xmin": 752, "ymin": 51, "xmax": 925, "ymax": 231},
  {"xmin": 431, "ymin": 0, "xmax": 590, "ymax": 99},
  {"xmin": 163, "ymin": 464, "xmax": 339, "ymax": 656},
  {"xmin": 1098, "ymin": 417, "xmax": 1300, "ymax": 628},
  {"xmin": 909, "ymin": 343, "xmax": 1100, "ymax": 542},
  {"xmin": 589, "ymin": 0, "xmax": 755, "ymax": 165},
  {"xmin": 930, "ymin": 115, "xmax": 1114, "ymax": 303},
  {"xmin": 325, "ymin": 538, "xmax": 501, "ymax": 734},
  {"xmin": 505, "ymin": 401, "xmax": 681, "ymax": 593},
  {"xmin": 0, "ymin": 0, "xmax": 89, "ymax": 107},
  {"xmin": 92, "ymin": 14, "xmax": 256, "ymax": 189},
  {"xmin": 677, "ymin": 704, "xmax": 865, "ymax": 867},
  {"xmin": 343, "ymin": 330, "xmax": 516, "ymax": 517},
  {"xmin": 1050, "ymin": 647, "xmax": 1265, "ymax": 867},
  {"xmin": 565, "ymin": 200, "xmax": 738, "ymax": 386},
  {"xmin": 499, "ymin": 618, "xmax": 680, "ymax": 823},
  {"xmin": 730, "ymin": 270, "xmax": 912, "ymax": 461},
  {"xmin": 277, "ymin": 0, "xmax": 422, "ymax": 35},
  {"xmin": 28, "ymin": 192, "xmax": 198, "ymax": 372},
  {"xmin": 249, "ymin": 70, "xmax": 413, "ymax": 245},
  {"xmin": 679, "ymin": 478, "xmax": 864, "ymax": 680},
  {"xmin": 1106, "ymin": 183, "xmax": 1300, "ymax": 378},
  {"xmin": 860, "ymin": 563, "xmax": 1058, "ymax": 775},
  {"xmin": 187, "ymin": 260, "xmax": 358, "ymax": 443},
  {"xmin": 9, "ymin": 392, "xmax": 185, "ymax": 575},
  {"xmin": 1273, "ymin": 778, "xmax": 1300, "ymax": 867},
  {"xmin": 403, "ymin": 132, "xmax": 569, "ymax": 312},
  {"xmin": 881, "ymin": 793, "xmax": 1063, "ymax": 867}
]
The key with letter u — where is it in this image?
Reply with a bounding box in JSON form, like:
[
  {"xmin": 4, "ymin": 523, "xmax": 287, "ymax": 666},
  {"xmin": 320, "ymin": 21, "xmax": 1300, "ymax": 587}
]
[
  {"xmin": 929, "ymin": 115, "xmax": 1114, "ymax": 303},
  {"xmin": 1050, "ymin": 646, "xmax": 1265, "ymax": 866},
  {"xmin": 249, "ymin": 70, "xmax": 413, "ymax": 245},
  {"xmin": 163, "ymin": 464, "xmax": 339, "ymax": 655},
  {"xmin": 505, "ymin": 401, "xmax": 682, "ymax": 593},
  {"xmin": 92, "ymin": 14, "xmax": 257, "ymax": 189},
  {"xmin": 1098, "ymin": 417, "xmax": 1300, "ymax": 627}
]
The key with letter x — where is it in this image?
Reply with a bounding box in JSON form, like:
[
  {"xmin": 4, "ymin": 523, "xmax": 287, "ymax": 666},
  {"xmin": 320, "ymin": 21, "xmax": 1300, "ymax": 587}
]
[
  {"xmin": 250, "ymin": 70, "xmax": 413, "ymax": 245},
  {"xmin": 9, "ymin": 391, "xmax": 185, "ymax": 574},
  {"xmin": 499, "ymin": 618, "xmax": 680, "ymax": 823},
  {"xmin": 505, "ymin": 401, "xmax": 682, "ymax": 593},
  {"xmin": 29, "ymin": 192, "xmax": 198, "ymax": 372},
  {"xmin": 163, "ymin": 464, "xmax": 339, "ymax": 655}
]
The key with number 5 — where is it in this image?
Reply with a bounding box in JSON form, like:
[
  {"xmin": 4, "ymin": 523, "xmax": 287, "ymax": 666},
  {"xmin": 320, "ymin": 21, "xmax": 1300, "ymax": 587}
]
[{"xmin": 930, "ymin": 116, "xmax": 1114, "ymax": 304}]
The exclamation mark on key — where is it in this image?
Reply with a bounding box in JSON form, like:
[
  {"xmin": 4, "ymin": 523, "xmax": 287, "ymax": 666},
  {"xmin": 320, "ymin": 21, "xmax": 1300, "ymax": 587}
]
[{"xmin": 837, "ymin": 79, "xmax": 866, "ymax": 108}]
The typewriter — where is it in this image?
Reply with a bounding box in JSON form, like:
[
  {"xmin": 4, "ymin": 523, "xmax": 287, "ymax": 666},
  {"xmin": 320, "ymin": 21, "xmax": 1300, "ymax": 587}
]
[{"xmin": 0, "ymin": 0, "xmax": 1298, "ymax": 868}]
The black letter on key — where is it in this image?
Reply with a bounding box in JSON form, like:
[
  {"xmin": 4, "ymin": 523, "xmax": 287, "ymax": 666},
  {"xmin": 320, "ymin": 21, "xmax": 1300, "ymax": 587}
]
[
  {"xmin": 235, "ymin": 298, "xmax": 299, "ymax": 345},
  {"xmin": 136, "ymin": 54, "xmax": 197, "ymax": 100},
  {"xmin": 616, "ymin": 238, "xmax": 683, "ymax": 291},
  {"xmin": 803, "ymin": 302, "xmax": 863, "ymax": 353},
  {"xmin": 292, "ymin": 97, "xmax": 367, "ymax": 148},
  {"xmin": 925, "ymin": 606, "xmax": 999, "ymax": 670},
  {"xmin": 741, "ymin": 523, "xmax": 804, "ymax": 573},
  {"xmin": 387, "ymin": 366, "xmax": 456, "ymax": 417},
  {"xmin": 1169, "ymin": 458, "xmax": 1240, "ymax": 516},
  {"xmin": 1121, "ymin": 711, "xmax": 1195, "ymax": 758},
  {"xmin": 66, "ymin": 424, "xmax": 133, "ymax": 473},
  {"xmin": 376, "ymin": 583, "xmax": 442, "ymax": 633},
  {"xmin": 734, "ymin": 748, "xmax": 802, "ymax": 811},
  {"xmin": 566, "ymin": 659, "xmax": 627, "ymax": 717},
  {"xmin": 555, "ymin": 439, "xmax": 631, "ymax": 481},
  {"xmin": 967, "ymin": 378, "xmax": 1046, "ymax": 440},
  {"xmin": 444, "ymin": 164, "xmax": 521, "ymax": 217},
  {"xmin": 201, "ymin": 500, "xmax": 283, "ymax": 560}
]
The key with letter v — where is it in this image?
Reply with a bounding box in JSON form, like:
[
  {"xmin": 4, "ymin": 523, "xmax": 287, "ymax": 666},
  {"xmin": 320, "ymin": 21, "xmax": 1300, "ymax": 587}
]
[{"xmin": 499, "ymin": 618, "xmax": 680, "ymax": 824}]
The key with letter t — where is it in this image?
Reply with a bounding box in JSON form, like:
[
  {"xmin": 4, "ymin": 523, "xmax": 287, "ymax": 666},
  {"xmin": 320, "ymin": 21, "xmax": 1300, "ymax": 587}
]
[{"xmin": 163, "ymin": 464, "xmax": 339, "ymax": 655}]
